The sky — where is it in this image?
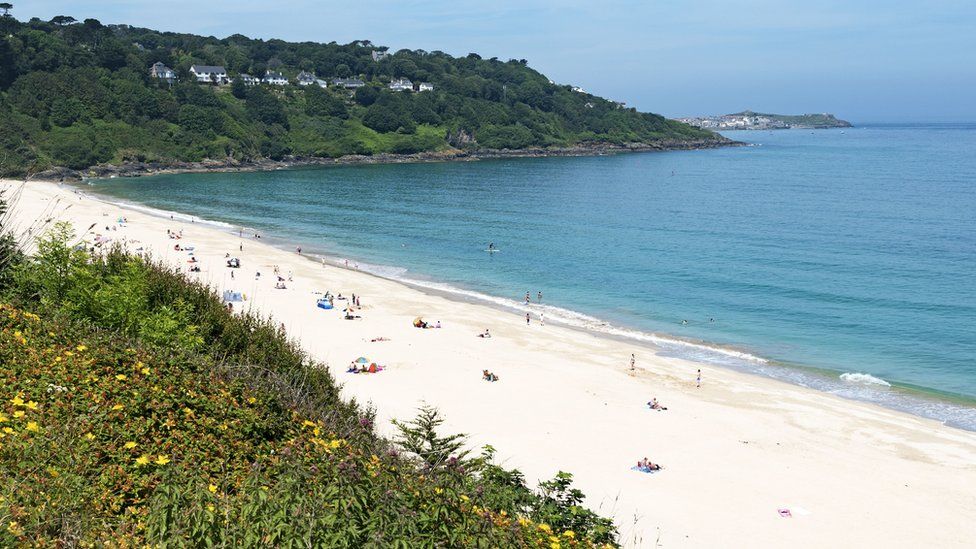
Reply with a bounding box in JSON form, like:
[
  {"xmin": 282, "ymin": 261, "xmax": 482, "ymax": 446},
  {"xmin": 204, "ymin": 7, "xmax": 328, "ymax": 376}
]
[{"xmin": 14, "ymin": 1, "xmax": 976, "ymax": 122}]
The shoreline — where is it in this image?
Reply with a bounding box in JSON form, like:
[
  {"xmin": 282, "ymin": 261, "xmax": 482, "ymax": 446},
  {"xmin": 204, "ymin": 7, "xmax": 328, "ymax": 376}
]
[
  {"xmin": 5, "ymin": 179, "xmax": 976, "ymax": 548},
  {"xmin": 31, "ymin": 139, "xmax": 739, "ymax": 182},
  {"xmin": 74, "ymin": 180, "xmax": 976, "ymax": 432}
]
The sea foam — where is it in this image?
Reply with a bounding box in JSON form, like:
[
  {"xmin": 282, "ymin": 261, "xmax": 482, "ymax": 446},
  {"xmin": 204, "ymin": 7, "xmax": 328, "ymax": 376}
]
[{"xmin": 840, "ymin": 372, "xmax": 892, "ymax": 386}]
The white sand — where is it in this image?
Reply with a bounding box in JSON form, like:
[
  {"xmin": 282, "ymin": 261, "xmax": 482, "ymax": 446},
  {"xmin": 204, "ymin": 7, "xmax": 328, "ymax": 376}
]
[{"xmin": 4, "ymin": 179, "xmax": 976, "ymax": 548}]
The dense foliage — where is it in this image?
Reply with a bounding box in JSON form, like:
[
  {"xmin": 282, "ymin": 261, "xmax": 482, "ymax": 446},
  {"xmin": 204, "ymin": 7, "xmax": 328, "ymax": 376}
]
[
  {"xmin": 0, "ymin": 214, "xmax": 618, "ymax": 546},
  {"xmin": 0, "ymin": 11, "xmax": 720, "ymax": 176}
]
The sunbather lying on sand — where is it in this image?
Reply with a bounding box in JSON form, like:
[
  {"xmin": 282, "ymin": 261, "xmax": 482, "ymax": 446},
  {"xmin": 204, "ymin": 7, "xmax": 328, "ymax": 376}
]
[
  {"xmin": 636, "ymin": 458, "xmax": 661, "ymax": 472},
  {"xmin": 647, "ymin": 398, "xmax": 667, "ymax": 411},
  {"xmin": 477, "ymin": 329, "xmax": 491, "ymax": 338},
  {"xmin": 370, "ymin": 337, "xmax": 390, "ymax": 342},
  {"xmin": 482, "ymin": 370, "xmax": 499, "ymax": 382}
]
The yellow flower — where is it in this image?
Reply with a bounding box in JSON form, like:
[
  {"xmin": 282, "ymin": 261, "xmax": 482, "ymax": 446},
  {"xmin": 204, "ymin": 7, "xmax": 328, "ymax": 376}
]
[
  {"xmin": 111, "ymin": 404, "xmax": 124, "ymax": 411},
  {"xmin": 76, "ymin": 345, "xmax": 87, "ymax": 352},
  {"xmin": 539, "ymin": 524, "xmax": 552, "ymax": 533},
  {"xmin": 155, "ymin": 455, "xmax": 171, "ymax": 465},
  {"xmin": 10, "ymin": 395, "xmax": 24, "ymax": 407},
  {"xmin": 435, "ymin": 487, "xmax": 443, "ymax": 495},
  {"xmin": 563, "ymin": 530, "xmax": 575, "ymax": 538},
  {"xmin": 2, "ymin": 427, "xmax": 13, "ymax": 434},
  {"xmin": 302, "ymin": 420, "xmax": 316, "ymax": 428},
  {"xmin": 141, "ymin": 367, "xmax": 151, "ymax": 375},
  {"xmin": 64, "ymin": 351, "xmax": 74, "ymax": 357},
  {"xmin": 247, "ymin": 397, "xmax": 257, "ymax": 404},
  {"xmin": 124, "ymin": 441, "xmax": 138, "ymax": 449},
  {"xmin": 208, "ymin": 484, "xmax": 218, "ymax": 493},
  {"xmin": 26, "ymin": 401, "xmax": 39, "ymax": 410},
  {"xmin": 0, "ymin": 415, "xmax": 6, "ymax": 423},
  {"xmin": 135, "ymin": 455, "xmax": 150, "ymax": 466},
  {"xmin": 25, "ymin": 421, "xmax": 41, "ymax": 433},
  {"xmin": 48, "ymin": 331, "xmax": 56, "ymax": 337},
  {"xmin": 7, "ymin": 521, "xmax": 23, "ymax": 536},
  {"xmin": 13, "ymin": 411, "xmax": 25, "ymax": 418},
  {"xmin": 84, "ymin": 432, "xmax": 95, "ymax": 440},
  {"xmin": 116, "ymin": 374, "xmax": 127, "ymax": 381},
  {"xmin": 47, "ymin": 467, "xmax": 59, "ymax": 477},
  {"xmin": 207, "ymin": 504, "xmax": 215, "ymax": 512}
]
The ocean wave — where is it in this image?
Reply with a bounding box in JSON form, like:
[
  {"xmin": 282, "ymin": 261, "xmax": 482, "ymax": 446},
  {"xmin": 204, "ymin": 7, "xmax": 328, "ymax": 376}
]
[
  {"xmin": 840, "ymin": 372, "xmax": 892, "ymax": 386},
  {"xmin": 347, "ymin": 262, "xmax": 770, "ymax": 365},
  {"xmin": 81, "ymin": 187, "xmax": 235, "ymax": 230}
]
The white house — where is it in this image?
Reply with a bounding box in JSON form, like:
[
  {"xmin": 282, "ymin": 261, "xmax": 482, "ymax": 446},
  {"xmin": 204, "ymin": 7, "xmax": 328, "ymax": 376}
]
[
  {"xmin": 371, "ymin": 50, "xmax": 389, "ymax": 62},
  {"xmin": 263, "ymin": 71, "xmax": 288, "ymax": 86},
  {"xmin": 332, "ymin": 78, "xmax": 365, "ymax": 89},
  {"xmin": 190, "ymin": 65, "xmax": 229, "ymax": 84},
  {"xmin": 418, "ymin": 82, "xmax": 434, "ymax": 92},
  {"xmin": 388, "ymin": 78, "xmax": 413, "ymax": 92},
  {"xmin": 238, "ymin": 73, "xmax": 259, "ymax": 86},
  {"xmin": 296, "ymin": 70, "xmax": 317, "ymax": 86},
  {"xmin": 149, "ymin": 62, "xmax": 176, "ymax": 84}
]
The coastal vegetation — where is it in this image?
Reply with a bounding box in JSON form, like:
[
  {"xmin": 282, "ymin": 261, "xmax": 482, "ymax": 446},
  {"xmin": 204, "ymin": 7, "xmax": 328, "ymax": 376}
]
[
  {"xmin": 0, "ymin": 11, "xmax": 723, "ymax": 177},
  {"xmin": 0, "ymin": 199, "xmax": 618, "ymax": 545}
]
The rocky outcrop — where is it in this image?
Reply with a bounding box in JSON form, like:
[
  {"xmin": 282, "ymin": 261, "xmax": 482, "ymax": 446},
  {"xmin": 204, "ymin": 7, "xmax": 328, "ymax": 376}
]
[{"xmin": 31, "ymin": 138, "xmax": 740, "ymax": 182}]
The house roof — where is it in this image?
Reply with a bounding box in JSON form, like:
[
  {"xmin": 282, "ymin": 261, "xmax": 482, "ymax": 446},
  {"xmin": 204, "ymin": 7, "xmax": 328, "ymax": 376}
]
[
  {"xmin": 190, "ymin": 65, "xmax": 226, "ymax": 73},
  {"xmin": 297, "ymin": 71, "xmax": 315, "ymax": 79},
  {"xmin": 264, "ymin": 71, "xmax": 285, "ymax": 79}
]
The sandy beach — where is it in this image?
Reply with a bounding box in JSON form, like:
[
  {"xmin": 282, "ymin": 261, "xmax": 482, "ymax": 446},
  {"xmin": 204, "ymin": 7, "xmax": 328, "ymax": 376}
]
[{"xmin": 4, "ymin": 179, "xmax": 975, "ymax": 548}]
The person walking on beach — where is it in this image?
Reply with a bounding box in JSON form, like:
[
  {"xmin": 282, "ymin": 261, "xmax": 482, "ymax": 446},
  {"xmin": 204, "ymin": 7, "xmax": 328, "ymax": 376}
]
[
  {"xmin": 538, "ymin": 291, "xmax": 543, "ymax": 303},
  {"xmin": 630, "ymin": 354, "xmax": 636, "ymax": 371},
  {"xmin": 540, "ymin": 312, "xmax": 545, "ymax": 326},
  {"xmin": 526, "ymin": 312, "xmax": 530, "ymax": 325},
  {"xmin": 696, "ymin": 369, "xmax": 701, "ymax": 388}
]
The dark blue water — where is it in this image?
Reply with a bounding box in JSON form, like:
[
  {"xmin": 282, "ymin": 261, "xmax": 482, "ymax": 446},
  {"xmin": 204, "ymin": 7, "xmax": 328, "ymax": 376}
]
[{"xmin": 87, "ymin": 124, "xmax": 976, "ymax": 429}]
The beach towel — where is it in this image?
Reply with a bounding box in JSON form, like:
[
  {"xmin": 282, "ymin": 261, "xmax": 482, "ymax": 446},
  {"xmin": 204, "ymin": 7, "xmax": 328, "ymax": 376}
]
[{"xmin": 630, "ymin": 466, "xmax": 660, "ymax": 474}]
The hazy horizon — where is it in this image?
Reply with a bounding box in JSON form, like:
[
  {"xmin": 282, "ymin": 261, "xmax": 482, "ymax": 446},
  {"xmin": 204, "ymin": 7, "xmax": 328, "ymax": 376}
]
[{"xmin": 14, "ymin": 1, "xmax": 976, "ymax": 122}]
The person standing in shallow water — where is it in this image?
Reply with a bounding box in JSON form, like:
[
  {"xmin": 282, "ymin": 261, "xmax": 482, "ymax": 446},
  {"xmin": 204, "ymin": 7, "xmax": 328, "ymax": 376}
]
[
  {"xmin": 525, "ymin": 291, "xmax": 531, "ymax": 304},
  {"xmin": 537, "ymin": 291, "xmax": 542, "ymax": 303}
]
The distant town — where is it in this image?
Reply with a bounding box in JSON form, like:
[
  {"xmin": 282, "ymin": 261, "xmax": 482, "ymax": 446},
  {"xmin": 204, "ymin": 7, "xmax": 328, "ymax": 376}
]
[{"xmin": 676, "ymin": 110, "xmax": 852, "ymax": 130}]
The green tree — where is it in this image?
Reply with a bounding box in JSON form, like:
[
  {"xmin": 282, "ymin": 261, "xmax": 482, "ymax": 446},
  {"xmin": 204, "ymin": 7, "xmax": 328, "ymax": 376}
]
[
  {"xmin": 393, "ymin": 405, "xmax": 471, "ymax": 470},
  {"xmin": 353, "ymin": 84, "xmax": 380, "ymax": 106},
  {"xmin": 50, "ymin": 15, "xmax": 76, "ymax": 26},
  {"xmin": 0, "ymin": 3, "xmax": 12, "ymax": 17},
  {"xmin": 230, "ymin": 78, "xmax": 247, "ymax": 99},
  {"xmin": 304, "ymin": 85, "xmax": 347, "ymax": 118},
  {"xmin": 245, "ymin": 86, "xmax": 288, "ymax": 128}
]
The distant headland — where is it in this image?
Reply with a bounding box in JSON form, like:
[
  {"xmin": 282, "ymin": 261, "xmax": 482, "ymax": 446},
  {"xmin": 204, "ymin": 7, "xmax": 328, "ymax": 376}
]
[{"xmin": 675, "ymin": 110, "xmax": 853, "ymax": 130}]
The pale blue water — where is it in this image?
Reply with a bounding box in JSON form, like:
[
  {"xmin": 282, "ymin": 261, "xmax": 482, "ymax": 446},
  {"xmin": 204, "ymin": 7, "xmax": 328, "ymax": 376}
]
[{"xmin": 86, "ymin": 124, "xmax": 976, "ymax": 429}]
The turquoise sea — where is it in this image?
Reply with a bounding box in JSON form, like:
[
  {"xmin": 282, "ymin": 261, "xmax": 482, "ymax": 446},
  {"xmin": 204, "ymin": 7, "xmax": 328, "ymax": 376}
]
[{"xmin": 86, "ymin": 124, "xmax": 976, "ymax": 430}]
